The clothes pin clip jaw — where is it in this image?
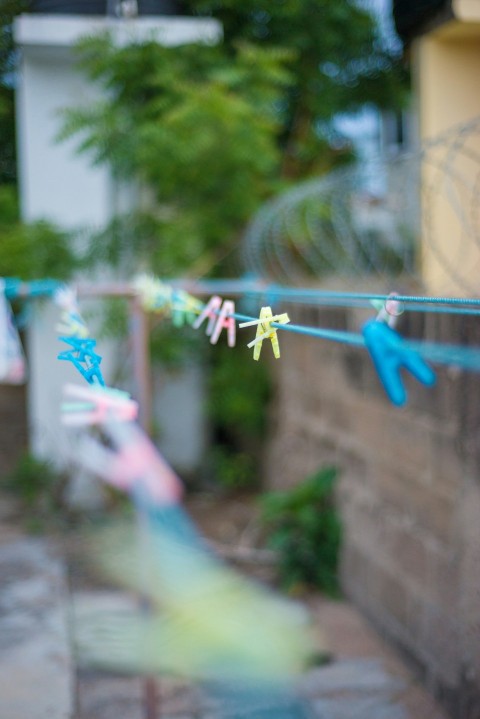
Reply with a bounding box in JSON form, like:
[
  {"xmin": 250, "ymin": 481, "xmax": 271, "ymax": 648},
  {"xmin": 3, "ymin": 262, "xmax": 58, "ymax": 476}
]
[
  {"xmin": 58, "ymin": 336, "xmax": 106, "ymax": 386},
  {"xmin": 370, "ymin": 292, "xmax": 404, "ymax": 329},
  {"xmin": 362, "ymin": 294, "xmax": 435, "ymax": 406},
  {"xmin": 239, "ymin": 306, "xmax": 290, "ymax": 360},
  {"xmin": 210, "ymin": 300, "xmax": 236, "ymax": 347},
  {"xmin": 192, "ymin": 295, "xmax": 222, "ymax": 337},
  {"xmin": 61, "ymin": 383, "xmax": 138, "ymax": 425},
  {"xmin": 80, "ymin": 420, "xmax": 182, "ymax": 505}
]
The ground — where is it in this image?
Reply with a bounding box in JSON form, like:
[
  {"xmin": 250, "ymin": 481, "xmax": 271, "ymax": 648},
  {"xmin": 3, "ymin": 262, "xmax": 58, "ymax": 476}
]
[{"xmin": 0, "ymin": 492, "xmax": 449, "ymax": 719}]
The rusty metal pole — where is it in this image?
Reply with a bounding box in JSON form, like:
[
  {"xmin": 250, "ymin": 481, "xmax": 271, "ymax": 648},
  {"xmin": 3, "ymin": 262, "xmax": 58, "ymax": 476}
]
[
  {"xmin": 129, "ymin": 296, "xmax": 159, "ymax": 719},
  {"xmin": 129, "ymin": 295, "xmax": 152, "ymax": 434}
]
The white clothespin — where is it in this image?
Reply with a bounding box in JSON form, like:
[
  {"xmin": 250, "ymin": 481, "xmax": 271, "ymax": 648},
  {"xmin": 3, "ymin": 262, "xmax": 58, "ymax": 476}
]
[
  {"xmin": 239, "ymin": 306, "xmax": 290, "ymax": 360},
  {"xmin": 61, "ymin": 383, "xmax": 138, "ymax": 426},
  {"xmin": 193, "ymin": 295, "xmax": 222, "ymax": 337}
]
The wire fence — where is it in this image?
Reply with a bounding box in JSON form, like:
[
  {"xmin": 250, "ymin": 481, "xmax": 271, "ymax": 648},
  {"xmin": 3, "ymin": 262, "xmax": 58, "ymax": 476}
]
[{"xmin": 243, "ymin": 116, "xmax": 480, "ymax": 295}]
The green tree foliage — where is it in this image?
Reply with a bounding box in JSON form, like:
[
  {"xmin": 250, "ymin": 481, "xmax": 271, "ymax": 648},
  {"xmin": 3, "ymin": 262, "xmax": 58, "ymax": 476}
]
[
  {"xmin": 55, "ymin": 4, "xmax": 405, "ymax": 492},
  {"xmin": 0, "ymin": 186, "xmax": 76, "ymax": 280},
  {"xmin": 186, "ymin": 0, "xmax": 408, "ymax": 177},
  {"xmin": 0, "ymin": 2, "xmax": 76, "ymax": 281},
  {"xmin": 0, "ymin": 0, "xmax": 27, "ymax": 184},
  {"xmin": 59, "ymin": 2, "xmax": 406, "ymax": 275},
  {"xmin": 59, "ymin": 37, "xmax": 293, "ymax": 276}
]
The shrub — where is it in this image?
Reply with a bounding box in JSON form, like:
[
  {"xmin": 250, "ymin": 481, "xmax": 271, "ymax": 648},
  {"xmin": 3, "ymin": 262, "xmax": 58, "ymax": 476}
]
[
  {"xmin": 3, "ymin": 451, "xmax": 65, "ymax": 515},
  {"xmin": 259, "ymin": 466, "xmax": 341, "ymax": 595}
]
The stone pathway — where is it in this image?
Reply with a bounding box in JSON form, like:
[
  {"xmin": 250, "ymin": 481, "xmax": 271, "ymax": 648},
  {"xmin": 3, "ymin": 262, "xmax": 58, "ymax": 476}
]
[
  {"xmin": 73, "ymin": 590, "xmax": 449, "ymax": 719},
  {"xmin": 0, "ymin": 530, "xmax": 449, "ymax": 719},
  {"xmin": 0, "ymin": 536, "xmax": 73, "ymax": 719}
]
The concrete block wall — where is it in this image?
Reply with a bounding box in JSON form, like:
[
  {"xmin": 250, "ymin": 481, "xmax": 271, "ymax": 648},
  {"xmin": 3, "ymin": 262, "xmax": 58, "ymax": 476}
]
[{"xmin": 265, "ymin": 303, "xmax": 480, "ymax": 718}]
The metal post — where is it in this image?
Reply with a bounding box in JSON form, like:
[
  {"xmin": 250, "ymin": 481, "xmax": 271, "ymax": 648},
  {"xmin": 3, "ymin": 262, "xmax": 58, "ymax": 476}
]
[
  {"xmin": 129, "ymin": 296, "xmax": 152, "ymax": 434},
  {"xmin": 129, "ymin": 296, "xmax": 158, "ymax": 719}
]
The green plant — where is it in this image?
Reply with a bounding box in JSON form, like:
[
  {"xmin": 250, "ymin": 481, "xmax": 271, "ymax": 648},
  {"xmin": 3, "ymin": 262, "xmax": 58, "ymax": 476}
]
[
  {"xmin": 3, "ymin": 451, "xmax": 66, "ymax": 515},
  {"xmin": 259, "ymin": 466, "xmax": 341, "ymax": 594},
  {"xmin": 0, "ymin": 185, "xmax": 77, "ymax": 280},
  {"xmin": 187, "ymin": 0, "xmax": 408, "ymax": 179},
  {"xmin": 206, "ymin": 341, "xmax": 272, "ymax": 491},
  {"xmin": 59, "ymin": 36, "xmax": 292, "ymax": 277},
  {"xmin": 209, "ymin": 445, "xmax": 257, "ymax": 491}
]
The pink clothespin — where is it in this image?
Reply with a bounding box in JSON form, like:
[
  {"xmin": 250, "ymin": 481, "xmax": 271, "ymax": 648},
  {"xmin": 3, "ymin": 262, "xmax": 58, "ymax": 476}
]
[
  {"xmin": 210, "ymin": 300, "xmax": 236, "ymax": 347},
  {"xmin": 74, "ymin": 421, "xmax": 182, "ymax": 506},
  {"xmin": 61, "ymin": 383, "xmax": 138, "ymax": 425},
  {"xmin": 193, "ymin": 295, "xmax": 222, "ymax": 337}
]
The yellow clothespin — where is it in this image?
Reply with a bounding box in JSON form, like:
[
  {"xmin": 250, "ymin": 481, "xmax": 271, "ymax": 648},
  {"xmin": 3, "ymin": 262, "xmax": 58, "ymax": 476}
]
[{"xmin": 239, "ymin": 306, "xmax": 290, "ymax": 360}]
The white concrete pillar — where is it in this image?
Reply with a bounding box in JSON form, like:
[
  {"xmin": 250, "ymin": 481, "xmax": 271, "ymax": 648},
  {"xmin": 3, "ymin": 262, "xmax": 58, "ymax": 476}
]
[{"xmin": 14, "ymin": 14, "xmax": 221, "ymax": 495}]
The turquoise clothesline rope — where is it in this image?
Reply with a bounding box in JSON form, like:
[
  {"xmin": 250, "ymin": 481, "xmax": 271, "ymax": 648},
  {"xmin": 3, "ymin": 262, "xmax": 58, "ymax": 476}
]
[
  {"xmin": 186, "ymin": 280, "xmax": 480, "ymax": 316},
  {"xmin": 6, "ymin": 277, "xmax": 480, "ymax": 314},
  {"xmin": 4, "ymin": 277, "xmax": 480, "ymax": 373},
  {"xmin": 233, "ymin": 311, "xmax": 480, "ymax": 372}
]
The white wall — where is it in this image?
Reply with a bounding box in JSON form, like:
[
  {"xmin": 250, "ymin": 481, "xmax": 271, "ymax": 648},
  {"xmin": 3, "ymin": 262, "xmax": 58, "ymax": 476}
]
[{"xmin": 14, "ymin": 14, "xmax": 221, "ymax": 500}]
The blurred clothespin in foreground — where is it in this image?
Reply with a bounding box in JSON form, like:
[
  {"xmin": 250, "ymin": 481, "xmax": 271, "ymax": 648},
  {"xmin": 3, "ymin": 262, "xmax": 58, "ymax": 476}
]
[
  {"xmin": 363, "ymin": 293, "xmax": 435, "ymax": 406},
  {"xmin": 193, "ymin": 296, "xmax": 236, "ymax": 347},
  {"xmin": 239, "ymin": 306, "xmax": 290, "ymax": 360},
  {"xmin": 63, "ymin": 405, "xmax": 182, "ymax": 506},
  {"xmin": 62, "ymin": 383, "xmax": 138, "ymax": 426}
]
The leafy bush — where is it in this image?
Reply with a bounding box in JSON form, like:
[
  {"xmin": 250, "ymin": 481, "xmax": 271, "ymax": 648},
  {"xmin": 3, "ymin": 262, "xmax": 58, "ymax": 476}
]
[
  {"xmin": 259, "ymin": 467, "xmax": 341, "ymax": 595},
  {"xmin": 3, "ymin": 451, "xmax": 66, "ymax": 515},
  {"xmin": 207, "ymin": 341, "xmax": 272, "ymax": 491},
  {"xmin": 0, "ymin": 185, "xmax": 76, "ymax": 280},
  {"xmin": 209, "ymin": 445, "xmax": 257, "ymax": 492},
  {"xmin": 59, "ymin": 36, "xmax": 292, "ymax": 276}
]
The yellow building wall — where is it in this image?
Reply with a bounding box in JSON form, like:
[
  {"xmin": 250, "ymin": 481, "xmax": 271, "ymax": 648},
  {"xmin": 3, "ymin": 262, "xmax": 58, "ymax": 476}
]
[{"xmin": 415, "ymin": 8, "xmax": 480, "ymax": 295}]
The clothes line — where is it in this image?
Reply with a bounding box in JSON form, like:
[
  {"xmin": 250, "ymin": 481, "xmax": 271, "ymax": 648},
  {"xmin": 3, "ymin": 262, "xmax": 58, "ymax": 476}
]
[{"xmin": 4, "ymin": 275, "xmax": 480, "ymax": 411}]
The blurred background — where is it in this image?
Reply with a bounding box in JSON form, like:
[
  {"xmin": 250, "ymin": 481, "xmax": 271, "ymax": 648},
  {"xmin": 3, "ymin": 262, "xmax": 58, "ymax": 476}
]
[{"xmin": 1, "ymin": 1, "xmax": 480, "ymax": 718}]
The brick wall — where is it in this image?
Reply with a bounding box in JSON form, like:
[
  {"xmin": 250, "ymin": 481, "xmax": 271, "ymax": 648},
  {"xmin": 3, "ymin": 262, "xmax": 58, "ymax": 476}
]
[
  {"xmin": 0, "ymin": 384, "xmax": 28, "ymax": 477},
  {"xmin": 265, "ymin": 304, "xmax": 480, "ymax": 718}
]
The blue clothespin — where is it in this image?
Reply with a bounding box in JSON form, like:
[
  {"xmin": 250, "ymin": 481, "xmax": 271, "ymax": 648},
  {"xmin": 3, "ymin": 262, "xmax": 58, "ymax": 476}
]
[
  {"xmin": 58, "ymin": 336, "xmax": 105, "ymax": 386},
  {"xmin": 362, "ymin": 296, "xmax": 436, "ymax": 406}
]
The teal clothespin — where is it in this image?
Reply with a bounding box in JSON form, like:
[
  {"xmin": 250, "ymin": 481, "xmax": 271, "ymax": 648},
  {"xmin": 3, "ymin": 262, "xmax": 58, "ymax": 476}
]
[
  {"xmin": 58, "ymin": 336, "xmax": 105, "ymax": 386},
  {"xmin": 362, "ymin": 319, "xmax": 436, "ymax": 406}
]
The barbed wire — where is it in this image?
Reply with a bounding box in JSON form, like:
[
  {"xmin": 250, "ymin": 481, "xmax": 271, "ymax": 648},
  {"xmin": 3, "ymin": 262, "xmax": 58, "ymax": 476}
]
[{"xmin": 243, "ymin": 116, "xmax": 480, "ymax": 295}]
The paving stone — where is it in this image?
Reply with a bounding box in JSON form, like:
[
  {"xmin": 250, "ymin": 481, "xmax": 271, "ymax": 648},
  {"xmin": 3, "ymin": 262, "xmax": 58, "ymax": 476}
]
[
  {"xmin": 299, "ymin": 658, "xmax": 404, "ymax": 697},
  {"xmin": 0, "ymin": 538, "xmax": 73, "ymax": 719},
  {"xmin": 311, "ymin": 696, "xmax": 406, "ymax": 719},
  {"xmin": 77, "ymin": 673, "xmax": 144, "ymax": 719}
]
